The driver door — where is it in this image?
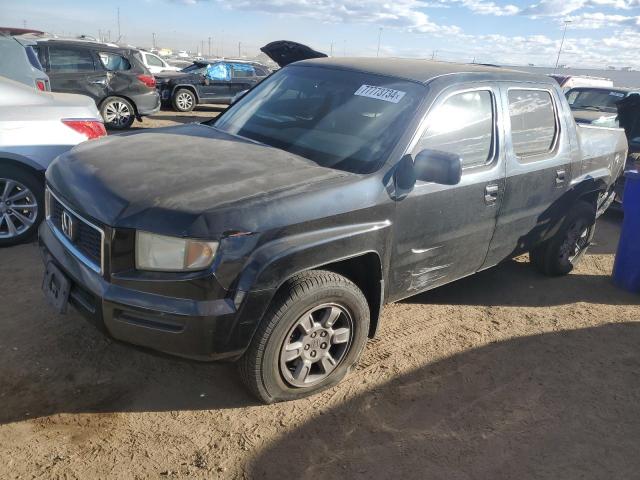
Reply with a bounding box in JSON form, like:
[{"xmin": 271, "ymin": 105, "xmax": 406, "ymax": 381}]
[{"xmin": 389, "ymin": 84, "xmax": 506, "ymax": 300}]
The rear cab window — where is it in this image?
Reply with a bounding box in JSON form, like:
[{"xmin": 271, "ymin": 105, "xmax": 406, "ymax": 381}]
[
  {"xmin": 507, "ymin": 88, "xmax": 559, "ymax": 160},
  {"xmin": 416, "ymin": 88, "xmax": 496, "ymax": 169},
  {"xmin": 48, "ymin": 46, "xmax": 95, "ymax": 72}
]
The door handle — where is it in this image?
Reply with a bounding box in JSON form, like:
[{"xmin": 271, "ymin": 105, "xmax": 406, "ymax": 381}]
[
  {"xmin": 485, "ymin": 184, "xmax": 499, "ymax": 205},
  {"xmin": 89, "ymin": 79, "xmax": 106, "ymax": 85},
  {"xmin": 556, "ymin": 169, "xmax": 566, "ymax": 185}
]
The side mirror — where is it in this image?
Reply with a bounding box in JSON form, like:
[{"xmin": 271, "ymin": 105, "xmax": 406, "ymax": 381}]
[{"xmin": 413, "ymin": 149, "xmax": 462, "ymax": 185}]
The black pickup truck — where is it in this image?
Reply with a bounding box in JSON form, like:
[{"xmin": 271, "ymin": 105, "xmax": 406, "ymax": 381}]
[{"xmin": 40, "ymin": 58, "xmax": 626, "ymax": 403}]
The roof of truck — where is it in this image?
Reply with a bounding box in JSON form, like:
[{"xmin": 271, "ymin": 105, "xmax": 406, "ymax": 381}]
[{"xmin": 294, "ymin": 57, "xmax": 555, "ymax": 85}]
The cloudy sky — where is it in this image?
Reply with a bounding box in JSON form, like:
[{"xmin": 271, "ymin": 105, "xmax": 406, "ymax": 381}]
[{"xmin": 3, "ymin": 0, "xmax": 640, "ymax": 67}]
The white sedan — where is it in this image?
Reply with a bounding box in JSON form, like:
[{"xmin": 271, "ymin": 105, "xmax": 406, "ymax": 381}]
[{"xmin": 0, "ymin": 76, "xmax": 106, "ymax": 246}]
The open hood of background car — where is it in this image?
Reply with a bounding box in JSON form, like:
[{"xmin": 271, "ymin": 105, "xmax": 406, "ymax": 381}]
[{"xmin": 260, "ymin": 40, "xmax": 327, "ymax": 67}]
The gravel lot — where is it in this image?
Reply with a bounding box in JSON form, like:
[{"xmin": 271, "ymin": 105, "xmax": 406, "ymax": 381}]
[{"xmin": 1, "ymin": 108, "xmax": 639, "ymax": 479}]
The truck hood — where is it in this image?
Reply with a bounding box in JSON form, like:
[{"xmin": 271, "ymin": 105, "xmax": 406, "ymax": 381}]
[
  {"xmin": 260, "ymin": 40, "xmax": 327, "ymax": 67},
  {"xmin": 46, "ymin": 123, "xmax": 350, "ymax": 235}
]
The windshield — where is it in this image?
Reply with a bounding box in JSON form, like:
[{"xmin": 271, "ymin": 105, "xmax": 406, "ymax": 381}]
[
  {"xmin": 181, "ymin": 63, "xmax": 207, "ymax": 74},
  {"xmin": 214, "ymin": 65, "xmax": 425, "ymax": 174},
  {"xmin": 566, "ymin": 88, "xmax": 627, "ymax": 113}
]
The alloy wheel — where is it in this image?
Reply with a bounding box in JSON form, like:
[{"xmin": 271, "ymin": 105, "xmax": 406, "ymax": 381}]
[
  {"xmin": 279, "ymin": 303, "xmax": 353, "ymax": 388},
  {"xmin": 0, "ymin": 178, "xmax": 38, "ymax": 240},
  {"xmin": 559, "ymin": 220, "xmax": 590, "ymax": 264},
  {"xmin": 176, "ymin": 92, "xmax": 194, "ymax": 111},
  {"xmin": 103, "ymin": 100, "xmax": 132, "ymax": 127}
]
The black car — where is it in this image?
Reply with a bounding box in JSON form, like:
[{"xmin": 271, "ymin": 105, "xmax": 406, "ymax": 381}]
[
  {"xmin": 39, "ymin": 56, "xmax": 625, "ymax": 403},
  {"xmin": 34, "ymin": 39, "xmax": 160, "ymax": 129},
  {"xmin": 156, "ymin": 59, "xmax": 271, "ymax": 111}
]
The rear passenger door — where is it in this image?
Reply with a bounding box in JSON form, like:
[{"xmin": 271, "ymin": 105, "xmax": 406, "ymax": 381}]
[
  {"xmin": 391, "ymin": 85, "xmax": 506, "ymax": 298},
  {"xmin": 45, "ymin": 45, "xmax": 108, "ymax": 103},
  {"xmin": 482, "ymin": 85, "xmax": 572, "ymax": 267},
  {"xmin": 229, "ymin": 63, "xmax": 258, "ymax": 96}
]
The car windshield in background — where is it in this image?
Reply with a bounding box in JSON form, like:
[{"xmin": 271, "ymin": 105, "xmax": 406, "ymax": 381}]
[
  {"xmin": 567, "ymin": 89, "xmax": 626, "ymax": 113},
  {"xmin": 214, "ymin": 65, "xmax": 425, "ymax": 174},
  {"xmin": 181, "ymin": 63, "xmax": 206, "ymax": 73}
]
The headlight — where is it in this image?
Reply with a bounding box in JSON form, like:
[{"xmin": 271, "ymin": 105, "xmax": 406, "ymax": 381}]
[{"xmin": 136, "ymin": 231, "xmax": 218, "ymax": 272}]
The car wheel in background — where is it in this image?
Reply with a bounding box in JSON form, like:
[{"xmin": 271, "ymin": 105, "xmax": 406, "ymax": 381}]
[
  {"xmin": 530, "ymin": 201, "xmax": 596, "ymax": 276},
  {"xmin": 0, "ymin": 166, "xmax": 43, "ymax": 247},
  {"xmin": 172, "ymin": 89, "xmax": 196, "ymax": 112},
  {"xmin": 100, "ymin": 96, "xmax": 135, "ymax": 130},
  {"xmin": 239, "ymin": 270, "xmax": 370, "ymax": 404}
]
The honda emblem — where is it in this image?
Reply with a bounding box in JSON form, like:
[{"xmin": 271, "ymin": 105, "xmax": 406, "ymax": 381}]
[{"xmin": 61, "ymin": 211, "xmax": 76, "ymax": 241}]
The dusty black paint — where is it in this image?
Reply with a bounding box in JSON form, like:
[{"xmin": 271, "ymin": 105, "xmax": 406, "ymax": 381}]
[{"xmin": 40, "ymin": 59, "xmax": 627, "ymax": 360}]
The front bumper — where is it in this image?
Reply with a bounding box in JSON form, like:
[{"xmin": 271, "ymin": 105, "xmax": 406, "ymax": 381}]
[{"xmin": 39, "ymin": 221, "xmax": 273, "ymax": 361}]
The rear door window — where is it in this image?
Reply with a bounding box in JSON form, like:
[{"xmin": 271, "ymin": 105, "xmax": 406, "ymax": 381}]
[
  {"xmin": 48, "ymin": 46, "xmax": 95, "ymax": 72},
  {"xmin": 417, "ymin": 90, "xmax": 495, "ymax": 169},
  {"xmin": 508, "ymin": 89, "xmax": 558, "ymax": 157},
  {"xmin": 232, "ymin": 63, "xmax": 255, "ymax": 78},
  {"xmin": 98, "ymin": 52, "xmax": 131, "ymax": 71}
]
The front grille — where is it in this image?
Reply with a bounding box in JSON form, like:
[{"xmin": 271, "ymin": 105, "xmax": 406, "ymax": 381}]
[{"xmin": 46, "ymin": 189, "xmax": 104, "ymax": 273}]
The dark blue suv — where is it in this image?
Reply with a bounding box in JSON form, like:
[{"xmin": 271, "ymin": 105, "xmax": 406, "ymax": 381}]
[{"xmin": 155, "ymin": 60, "xmax": 271, "ymax": 111}]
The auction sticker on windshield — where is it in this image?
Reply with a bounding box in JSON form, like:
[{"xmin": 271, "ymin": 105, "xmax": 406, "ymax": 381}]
[{"xmin": 355, "ymin": 85, "xmax": 406, "ymax": 103}]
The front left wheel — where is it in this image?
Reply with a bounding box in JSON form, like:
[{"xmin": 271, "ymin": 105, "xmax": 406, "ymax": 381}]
[{"xmin": 239, "ymin": 270, "xmax": 370, "ymax": 404}]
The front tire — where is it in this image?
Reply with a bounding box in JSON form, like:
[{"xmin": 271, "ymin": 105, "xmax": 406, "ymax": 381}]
[
  {"xmin": 100, "ymin": 96, "xmax": 135, "ymax": 130},
  {"xmin": 0, "ymin": 167, "xmax": 43, "ymax": 247},
  {"xmin": 530, "ymin": 201, "xmax": 596, "ymax": 276},
  {"xmin": 239, "ymin": 270, "xmax": 370, "ymax": 404},
  {"xmin": 172, "ymin": 88, "xmax": 196, "ymax": 112}
]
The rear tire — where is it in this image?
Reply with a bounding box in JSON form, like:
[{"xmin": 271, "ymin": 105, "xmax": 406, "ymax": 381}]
[
  {"xmin": 100, "ymin": 96, "xmax": 135, "ymax": 130},
  {"xmin": 238, "ymin": 270, "xmax": 370, "ymax": 404},
  {"xmin": 172, "ymin": 88, "xmax": 196, "ymax": 112},
  {"xmin": 530, "ymin": 201, "xmax": 596, "ymax": 276},
  {"xmin": 0, "ymin": 166, "xmax": 43, "ymax": 247}
]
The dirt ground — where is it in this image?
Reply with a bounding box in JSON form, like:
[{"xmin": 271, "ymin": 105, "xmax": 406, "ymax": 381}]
[{"xmin": 1, "ymin": 108, "xmax": 639, "ymax": 479}]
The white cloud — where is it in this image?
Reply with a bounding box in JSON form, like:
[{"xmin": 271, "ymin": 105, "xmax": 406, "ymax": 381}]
[
  {"xmin": 460, "ymin": 0, "xmax": 520, "ymax": 15},
  {"xmin": 566, "ymin": 11, "xmax": 640, "ymax": 29}
]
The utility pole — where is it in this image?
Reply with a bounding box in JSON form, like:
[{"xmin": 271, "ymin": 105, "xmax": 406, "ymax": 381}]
[
  {"xmin": 330, "ymin": 41, "xmax": 334, "ymax": 56},
  {"xmin": 238, "ymin": 41, "xmax": 241, "ymax": 57},
  {"xmin": 554, "ymin": 19, "xmax": 572, "ymax": 72},
  {"xmin": 376, "ymin": 27, "xmax": 383, "ymax": 57},
  {"xmin": 116, "ymin": 7, "xmax": 121, "ymax": 41},
  {"xmin": 208, "ymin": 37, "xmax": 211, "ymax": 57},
  {"xmin": 23, "ymin": 20, "xmax": 27, "ymax": 28},
  {"xmin": 201, "ymin": 40, "xmax": 205, "ymax": 55},
  {"xmin": 431, "ymin": 50, "xmax": 437, "ymax": 60},
  {"xmin": 343, "ymin": 40, "xmax": 346, "ymax": 57},
  {"xmin": 221, "ymin": 33, "xmax": 224, "ymax": 57},
  {"xmin": 152, "ymin": 32, "xmax": 156, "ymax": 49}
]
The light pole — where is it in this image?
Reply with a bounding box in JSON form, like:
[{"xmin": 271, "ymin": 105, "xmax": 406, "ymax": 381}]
[
  {"xmin": 554, "ymin": 20, "xmax": 572, "ymax": 71},
  {"xmin": 376, "ymin": 27, "xmax": 383, "ymax": 57}
]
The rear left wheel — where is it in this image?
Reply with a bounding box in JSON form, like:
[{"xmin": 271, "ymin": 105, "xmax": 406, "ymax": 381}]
[
  {"xmin": 101, "ymin": 96, "xmax": 135, "ymax": 130},
  {"xmin": 239, "ymin": 270, "xmax": 370, "ymax": 404},
  {"xmin": 0, "ymin": 167, "xmax": 43, "ymax": 247},
  {"xmin": 530, "ymin": 201, "xmax": 596, "ymax": 276}
]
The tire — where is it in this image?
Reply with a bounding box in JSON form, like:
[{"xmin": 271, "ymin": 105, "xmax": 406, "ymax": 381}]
[
  {"xmin": 530, "ymin": 201, "xmax": 596, "ymax": 276},
  {"xmin": 100, "ymin": 96, "xmax": 135, "ymax": 130},
  {"xmin": 172, "ymin": 89, "xmax": 196, "ymax": 112},
  {"xmin": 239, "ymin": 270, "xmax": 370, "ymax": 404},
  {"xmin": 0, "ymin": 166, "xmax": 44, "ymax": 247}
]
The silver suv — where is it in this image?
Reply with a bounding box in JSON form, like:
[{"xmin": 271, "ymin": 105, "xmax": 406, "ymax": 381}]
[{"xmin": 0, "ymin": 33, "xmax": 49, "ymax": 91}]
